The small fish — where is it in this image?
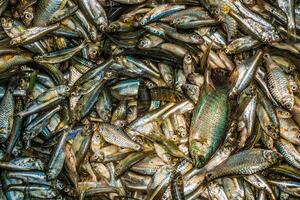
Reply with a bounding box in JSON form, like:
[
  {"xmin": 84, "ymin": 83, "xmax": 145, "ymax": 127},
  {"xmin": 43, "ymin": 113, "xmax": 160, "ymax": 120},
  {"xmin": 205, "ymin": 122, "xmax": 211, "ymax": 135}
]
[
  {"xmin": 206, "ymin": 149, "xmax": 281, "ymax": 181},
  {"xmin": 264, "ymin": 53, "xmax": 294, "ymax": 110}
]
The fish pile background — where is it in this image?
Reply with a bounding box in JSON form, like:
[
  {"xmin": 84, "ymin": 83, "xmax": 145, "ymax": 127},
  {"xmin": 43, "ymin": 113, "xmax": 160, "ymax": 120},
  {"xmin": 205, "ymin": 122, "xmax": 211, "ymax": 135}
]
[{"xmin": 2, "ymin": 0, "xmax": 300, "ymax": 199}]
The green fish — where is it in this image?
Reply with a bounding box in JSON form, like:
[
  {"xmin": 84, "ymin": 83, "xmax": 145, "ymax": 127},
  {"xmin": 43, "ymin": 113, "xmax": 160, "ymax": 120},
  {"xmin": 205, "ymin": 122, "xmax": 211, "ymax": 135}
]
[{"xmin": 189, "ymin": 87, "xmax": 230, "ymax": 168}]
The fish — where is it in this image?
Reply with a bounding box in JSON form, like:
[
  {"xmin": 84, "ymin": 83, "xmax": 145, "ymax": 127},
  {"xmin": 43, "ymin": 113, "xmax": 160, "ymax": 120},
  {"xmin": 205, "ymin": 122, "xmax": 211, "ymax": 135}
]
[{"xmin": 189, "ymin": 87, "xmax": 230, "ymax": 168}]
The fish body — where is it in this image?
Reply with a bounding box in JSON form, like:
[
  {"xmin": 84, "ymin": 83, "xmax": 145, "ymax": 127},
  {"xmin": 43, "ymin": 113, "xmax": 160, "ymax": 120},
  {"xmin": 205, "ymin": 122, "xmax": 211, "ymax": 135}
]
[{"xmin": 189, "ymin": 87, "xmax": 230, "ymax": 167}]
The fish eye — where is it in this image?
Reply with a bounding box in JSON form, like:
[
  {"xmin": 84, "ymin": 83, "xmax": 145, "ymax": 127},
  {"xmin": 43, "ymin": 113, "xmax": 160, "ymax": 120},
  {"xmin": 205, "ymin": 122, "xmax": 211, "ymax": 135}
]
[
  {"xmin": 92, "ymin": 154, "xmax": 98, "ymax": 160},
  {"xmin": 90, "ymin": 49, "xmax": 98, "ymax": 55},
  {"xmin": 65, "ymin": 86, "xmax": 70, "ymax": 92},
  {"xmin": 103, "ymin": 115, "xmax": 108, "ymax": 121},
  {"xmin": 115, "ymin": 56, "xmax": 121, "ymax": 62},
  {"xmin": 285, "ymin": 103, "xmax": 293, "ymax": 110},
  {"xmin": 263, "ymin": 53, "xmax": 270, "ymax": 59},
  {"xmin": 57, "ymin": 195, "xmax": 63, "ymax": 200},
  {"xmin": 109, "ymin": 24, "xmax": 115, "ymax": 29},
  {"xmin": 95, "ymin": 134, "xmax": 101, "ymax": 139},
  {"xmin": 24, "ymin": 13, "xmax": 32, "ymax": 20},
  {"xmin": 119, "ymin": 121, "xmax": 125, "ymax": 127},
  {"xmin": 184, "ymin": 54, "xmax": 192, "ymax": 62},
  {"xmin": 10, "ymin": 40, "xmax": 16, "ymax": 45},
  {"xmin": 147, "ymin": 82, "xmax": 154, "ymax": 88},
  {"xmin": 91, "ymin": 123, "xmax": 97, "ymax": 129},
  {"xmin": 13, "ymin": 150, "xmax": 20, "ymax": 156},
  {"xmin": 0, "ymin": 18, "xmax": 6, "ymax": 24},
  {"xmin": 168, "ymin": 79, "xmax": 173, "ymax": 84},
  {"xmin": 214, "ymin": 9, "xmax": 220, "ymax": 15},
  {"xmin": 71, "ymin": 115, "xmax": 77, "ymax": 121},
  {"xmin": 136, "ymin": 137, "xmax": 143, "ymax": 144},
  {"xmin": 181, "ymin": 132, "xmax": 186, "ymax": 137},
  {"xmin": 139, "ymin": 40, "xmax": 146, "ymax": 46}
]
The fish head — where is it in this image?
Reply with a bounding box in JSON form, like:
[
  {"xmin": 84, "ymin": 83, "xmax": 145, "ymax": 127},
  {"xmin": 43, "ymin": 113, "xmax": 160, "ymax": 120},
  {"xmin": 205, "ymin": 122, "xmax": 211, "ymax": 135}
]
[
  {"xmin": 57, "ymin": 85, "xmax": 71, "ymax": 96},
  {"xmin": 263, "ymin": 150, "xmax": 282, "ymax": 164},
  {"xmin": 281, "ymin": 95, "xmax": 294, "ymax": 111}
]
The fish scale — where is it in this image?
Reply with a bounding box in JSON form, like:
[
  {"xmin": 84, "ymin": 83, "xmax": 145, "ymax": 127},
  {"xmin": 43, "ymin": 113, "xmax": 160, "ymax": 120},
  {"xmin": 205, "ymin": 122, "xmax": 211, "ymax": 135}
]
[
  {"xmin": 34, "ymin": 0, "xmax": 66, "ymax": 26},
  {"xmin": 275, "ymin": 139, "xmax": 300, "ymax": 169},
  {"xmin": 267, "ymin": 64, "xmax": 294, "ymax": 109},
  {"xmin": 224, "ymin": 15, "xmax": 238, "ymax": 41},
  {"xmin": 219, "ymin": 0, "xmax": 239, "ymax": 41},
  {"xmin": 206, "ymin": 149, "xmax": 281, "ymax": 181},
  {"xmin": 0, "ymin": 89, "xmax": 14, "ymax": 143},
  {"xmin": 189, "ymin": 87, "xmax": 230, "ymax": 168}
]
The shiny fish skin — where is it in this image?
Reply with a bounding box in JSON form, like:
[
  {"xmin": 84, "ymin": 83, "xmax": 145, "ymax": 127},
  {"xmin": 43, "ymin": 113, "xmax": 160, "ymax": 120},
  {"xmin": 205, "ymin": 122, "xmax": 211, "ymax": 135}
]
[
  {"xmin": 10, "ymin": 23, "xmax": 60, "ymax": 46},
  {"xmin": 171, "ymin": 173, "xmax": 185, "ymax": 200},
  {"xmin": 0, "ymin": 157, "xmax": 44, "ymax": 171},
  {"xmin": 112, "ymin": 0, "xmax": 146, "ymax": 5},
  {"xmin": 0, "ymin": 53, "xmax": 33, "ymax": 73},
  {"xmin": 0, "ymin": 85, "xmax": 14, "ymax": 143},
  {"xmin": 225, "ymin": 36, "xmax": 261, "ymax": 54},
  {"xmin": 276, "ymin": 108, "xmax": 300, "ymax": 145},
  {"xmin": 229, "ymin": 49, "xmax": 263, "ymax": 97},
  {"xmin": 46, "ymin": 129, "xmax": 69, "ymax": 180},
  {"xmin": 139, "ymin": 4, "xmax": 186, "ymax": 26},
  {"xmin": 244, "ymin": 174, "xmax": 276, "ymax": 200},
  {"xmin": 8, "ymin": 185, "xmax": 58, "ymax": 199},
  {"xmin": 146, "ymin": 165, "xmax": 175, "ymax": 200},
  {"xmin": 97, "ymin": 123, "xmax": 141, "ymax": 151},
  {"xmin": 206, "ymin": 149, "xmax": 281, "ymax": 181},
  {"xmin": 222, "ymin": 177, "xmax": 245, "ymax": 200},
  {"xmin": 189, "ymin": 87, "xmax": 230, "ymax": 168},
  {"xmin": 265, "ymin": 53, "xmax": 294, "ymax": 110},
  {"xmin": 77, "ymin": 0, "xmax": 108, "ymax": 31},
  {"xmin": 275, "ymin": 138, "xmax": 300, "ymax": 169},
  {"xmin": 268, "ymin": 179, "xmax": 300, "ymax": 197},
  {"xmin": 33, "ymin": 0, "xmax": 67, "ymax": 26},
  {"xmin": 115, "ymin": 150, "xmax": 153, "ymax": 178},
  {"xmin": 277, "ymin": 0, "xmax": 296, "ymax": 37}
]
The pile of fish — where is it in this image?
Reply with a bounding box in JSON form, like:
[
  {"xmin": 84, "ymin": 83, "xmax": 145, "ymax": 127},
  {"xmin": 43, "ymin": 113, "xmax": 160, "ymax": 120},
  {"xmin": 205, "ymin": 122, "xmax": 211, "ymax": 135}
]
[{"xmin": 2, "ymin": 0, "xmax": 300, "ymax": 199}]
